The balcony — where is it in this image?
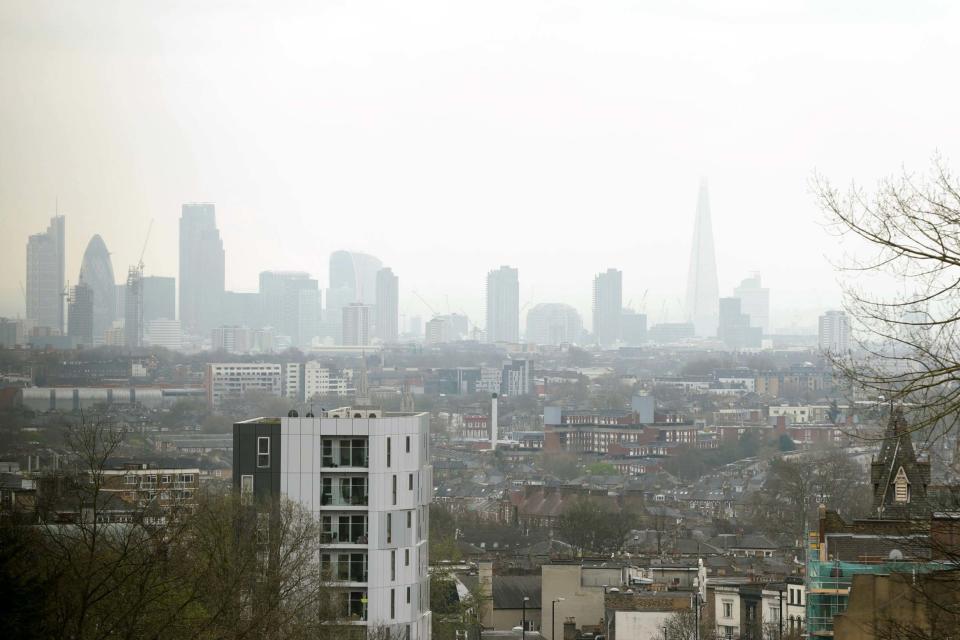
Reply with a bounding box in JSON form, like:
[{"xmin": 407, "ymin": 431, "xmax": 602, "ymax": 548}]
[{"xmin": 320, "ymin": 493, "xmax": 368, "ymax": 508}]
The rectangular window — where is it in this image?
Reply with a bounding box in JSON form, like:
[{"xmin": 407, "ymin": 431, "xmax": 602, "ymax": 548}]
[
  {"xmin": 257, "ymin": 436, "xmax": 270, "ymax": 468},
  {"xmin": 125, "ymin": 475, "xmax": 137, "ymax": 485},
  {"xmin": 406, "ymin": 436, "xmax": 410, "ymax": 453},
  {"xmin": 391, "ymin": 549, "xmax": 396, "ymax": 581},
  {"xmin": 407, "ymin": 511, "xmax": 412, "ymax": 529},
  {"xmin": 179, "ymin": 474, "xmax": 194, "ymax": 484},
  {"xmin": 391, "ymin": 588, "xmax": 395, "ymax": 618},
  {"xmin": 393, "ymin": 475, "xmax": 397, "ymax": 505},
  {"xmin": 405, "ymin": 548, "xmax": 410, "ymax": 566},
  {"xmin": 387, "ymin": 437, "xmax": 392, "ymax": 467},
  {"xmin": 160, "ymin": 475, "xmax": 171, "ymax": 483},
  {"xmin": 387, "ymin": 513, "xmax": 392, "ymax": 544},
  {"xmin": 409, "ymin": 473, "xmax": 413, "ymax": 491},
  {"xmin": 723, "ymin": 602, "xmax": 733, "ymax": 618},
  {"xmin": 407, "ymin": 586, "xmax": 411, "ymax": 604},
  {"xmin": 322, "ymin": 439, "xmax": 334, "ymax": 466},
  {"xmin": 322, "ymin": 477, "xmax": 333, "ymax": 505},
  {"xmin": 240, "ymin": 475, "xmax": 254, "ymax": 504}
]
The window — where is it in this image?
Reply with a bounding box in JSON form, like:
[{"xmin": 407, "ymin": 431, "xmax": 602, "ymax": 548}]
[
  {"xmin": 405, "ymin": 548, "xmax": 410, "ymax": 566},
  {"xmin": 393, "ymin": 475, "xmax": 397, "ymax": 505},
  {"xmin": 391, "ymin": 588, "xmax": 395, "ymax": 618},
  {"xmin": 240, "ymin": 475, "xmax": 254, "ymax": 504},
  {"xmin": 723, "ymin": 602, "xmax": 733, "ymax": 618},
  {"xmin": 125, "ymin": 475, "xmax": 137, "ymax": 485},
  {"xmin": 409, "ymin": 473, "xmax": 414, "ymax": 491},
  {"xmin": 257, "ymin": 437, "xmax": 270, "ymax": 468},
  {"xmin": 895, "ymin": 467, "xmax": 911, "ymax": 503},
  {"xmin": 407, "ymin": 511, "xmax": 412, "ymax": 529},
  {"xmin": 769, "ymin": 605, "xmax": 779, "ymax": 622},
  {"xmin": 407, "ymin": 586, "xmax": 411, "ymax": 604},
  {"xmin": 406, "ymin": 436, "xmax": 410, "ymax": 453},
  {"xmin": 391, "ymin": 549, "xmax": 396, "ymax": 581},
  {"xmin": 160, "ymin": 475, "xmax": 171, "ymax": 483},
  {"xmin": 322, "ymin": 439, "xmax": 334, "ymax": 466},
  {"xmin": 387, "ymin": 438, "xmax": 392, "ymax": 467},
  {"xmin": 179, "ymin": 474, "xmax": 194, "ymax": 483},
  {"xmin": 339, "ymin": 438, "xmax": 368, "ymax": 467},
  {"xmin": 387, "ymin": 513, "xmax": 392, "ymax": 544}
]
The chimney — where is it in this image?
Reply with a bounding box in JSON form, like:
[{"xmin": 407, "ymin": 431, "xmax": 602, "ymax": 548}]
[
  {"xmin": 491, "ymin": 393, "xmax": 498, "ymax": 451},
  {"xmin": 479, "ymin": 561, "xmax": 494, "ymax": 628}
]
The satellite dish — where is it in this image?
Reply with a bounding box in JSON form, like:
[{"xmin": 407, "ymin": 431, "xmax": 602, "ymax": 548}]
[
  {"xmin": 288, "ymin": 410, "xmax": 299, "ymax": 417},
  {"xmin": 889, "ymin": 549, "xmax": 904, "ymax": 561}
]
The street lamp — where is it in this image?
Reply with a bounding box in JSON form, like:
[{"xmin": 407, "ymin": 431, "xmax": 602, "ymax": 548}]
[
  {"xmin": 552, "ymin": 597, "xmax": 565, "ymax": 640},
  {"xmin": 522, "ymin": 596, "xmax": 530, "ymax": 640}
]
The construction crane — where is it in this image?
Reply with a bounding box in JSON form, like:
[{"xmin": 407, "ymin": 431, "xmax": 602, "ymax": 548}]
[
  {"xmin": 138, "ymin": 219, "xmax": 154, "ymax": 271},
  {"xmin": 411, "ymin": 290, "xmax": 438, "ymax": 317}
]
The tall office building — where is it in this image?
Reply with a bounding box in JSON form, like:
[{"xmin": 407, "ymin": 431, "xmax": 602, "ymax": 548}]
[
  {"xmin": 26, "ymin": 215, "xmax": 65, "ymax": 332},
  {"xmin": 328, "ymin": 251, "xmax": 383, "ymax": 334},
  {"xmin": 179, "ymin": 203, "xmax": 225, "ymax": 335},
  {"xmin": 233, "ymin": 410, "xmax": 433, "ymax": 640},
  {"xmin": 685, "ymin": 181, "xmax": 720, "ymax": 337},
  {"xmin": 67, "ymin": 282, "xmax": 94, "ymax": 347},
  {"xmin": 375, "ymin": 267, "xmax": 399, "ymax": 343},
  {"xmin": 733, "ymin": 273, "xmax": 770, "ymax": 335},
  {"xmin": 343, "ymin": 303, "xmax": 371, "ymax": 346},
  {"xmin": 144, "ymin": 319, "xmax": 182, "ymax": 351},
  {"xmin": 142, "ymin": 276, "xmax": 176, "ymax": 322},
  {"xmin": 592, "ymin": 268, "xmax": 622, "ymax": 347},
  {"xmin": 485, "ymin": 266, "xmax": 519, "ymax": 344},
  {"xmin": 124, "ymin": 267, "xmax": 144, "ymax": 348},
  {"xmin": 78, "ymin": 234, "xmax": 116, "ymax": 343},
  {"xmin": 259, "ymin": 271, "xmax": 320, "ymax": 349},
  {"xmin": 718, "ymin": 297, "xmax": 762, "ymax": 350},
  {"xmin": 525, "ymin": 303, "xmax": 583, "ymax": 346},
  {"xmin": 620, "ymin": 309, "xmax": 648, "ymax": 345},
  {"xmin": 819, "ymin": 310, "xmax": 851, "ymax": 354}
]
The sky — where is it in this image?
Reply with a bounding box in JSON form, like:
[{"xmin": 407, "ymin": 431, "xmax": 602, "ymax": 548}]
[{"xmin": 3, "ymin": 0, "xmax": 960, "ymax": 333}]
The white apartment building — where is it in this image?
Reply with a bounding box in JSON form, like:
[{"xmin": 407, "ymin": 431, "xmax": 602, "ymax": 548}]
[
  {"xmin": 818, "ymin": 310, "xmax": 850, "ymax": 354},
  {"xmin": 283, "ymin": 362, "xmax": 353, "ymax": 402},
  {"xmin": 233, "ymin": 410, "xmax": 433, "ymax": 640},
  {"xmin": 205, "ymin": 362, "xmax": 282, "ymax": 408}
]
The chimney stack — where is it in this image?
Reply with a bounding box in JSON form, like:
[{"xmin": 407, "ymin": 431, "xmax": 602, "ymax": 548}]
[{"xmin": 491, "ymin": 393, "xmax": 498, "ymax": 451}]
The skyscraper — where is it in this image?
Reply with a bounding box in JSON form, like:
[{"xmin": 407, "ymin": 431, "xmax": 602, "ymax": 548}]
[
  {"xmin": 124, "ymin": 266, "xmax": 144, "ymax": 348},
  {"xmin": 26, "ymin": 215, "xmax": 65, "ymax": 332},
  {"xmin": 179, "ymin": 203, "xmax": 225, "ymax": 335},
  {"xmin": 733, "ymin": 273, "xmax": 770, "ymax": 335},
  {"xmin": 327, "ymin": 251, "xmax": 383, "ymax": 340},
  {"xmin": 485, "ymin": 266, "xmax": 519, "ymax": 343},
  {"xmin": 718, "ymin": 297, "xmax": 762, "ymax": 349},
  {"xmin": 142, "ymin": 276, "xmax": 176, "ymax": 322},
  {"xmin": 375, "ymin": 267, "xmax": 399, "ymax": 343},
  {"xmin": 67, "ymin": 281, "xmax": 94, "ymax": 347},
  {"xmin": 259, "ymin": 271, "xmax": 319, "ymax": 349},
  {"xmin": 592, "ymin": 268, "xmax": 622, "ymax": 347},
  {"xmin": 819, "ymin": 310, "xmax": 850, "ymax": 354},
  {"xmin": 525, "ymin": 303, "xmax": 583, "ymax": 346},
  {"xmin": 342, "ymin": 303, "xmax": 371, "ymax": 346},
  {"xmin": 78, "ymin": 234, "xmax": 116, "ymax": 344},
  {"xmin": 685, "ymin": 180, "xmax": 720, "ymax": 337}
]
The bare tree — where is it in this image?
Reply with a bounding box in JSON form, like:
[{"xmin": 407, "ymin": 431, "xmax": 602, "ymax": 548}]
[{"xmin": 817, "ymin": 158, "xmax": 960, "ymax": 447}]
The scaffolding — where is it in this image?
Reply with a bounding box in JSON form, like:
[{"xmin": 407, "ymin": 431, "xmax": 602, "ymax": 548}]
[{"xmin": 805, "ymin": 555, "xmax": 948, "ymax": 638}]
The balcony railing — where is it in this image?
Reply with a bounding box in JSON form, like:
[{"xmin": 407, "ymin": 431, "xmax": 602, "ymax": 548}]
[{"xmin": 321, "ymin": 494, "xmax": 368, "ymax": 507}]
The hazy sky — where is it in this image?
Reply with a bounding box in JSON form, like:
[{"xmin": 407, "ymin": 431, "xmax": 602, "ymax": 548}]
[{"xmin": 3, "ymin": 0, "xmax": 960, "ymax": 332}]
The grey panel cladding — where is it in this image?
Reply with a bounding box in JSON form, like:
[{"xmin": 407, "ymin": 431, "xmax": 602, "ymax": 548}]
[{"xmin": 233, "ymin": 420, "xmax": 282, "ymax": 501}]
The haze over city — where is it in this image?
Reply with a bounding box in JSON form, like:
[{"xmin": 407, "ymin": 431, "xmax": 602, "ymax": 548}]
[{"xmin": 5, "ymin": 1, "xmax": 960, "ymax": 330}]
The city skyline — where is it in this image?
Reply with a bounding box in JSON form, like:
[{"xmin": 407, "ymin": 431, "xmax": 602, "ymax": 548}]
[{"xmin": 6, "ymin": 3, "xmax": 959, "ymax": 330}]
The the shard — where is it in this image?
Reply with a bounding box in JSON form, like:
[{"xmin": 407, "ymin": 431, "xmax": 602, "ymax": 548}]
[{"xmin": 685, "ymin": 180, "xmax": 719, "ymax": 337}]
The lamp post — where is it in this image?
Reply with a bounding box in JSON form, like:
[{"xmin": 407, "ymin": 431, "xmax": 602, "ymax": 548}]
[
  {"xmin": 552, "ymin": 597, "xmax": 565, "ymax": 640},
  {"xmin": 522, "ymin": 596, "xmax": 530, "ymax": 640}
]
